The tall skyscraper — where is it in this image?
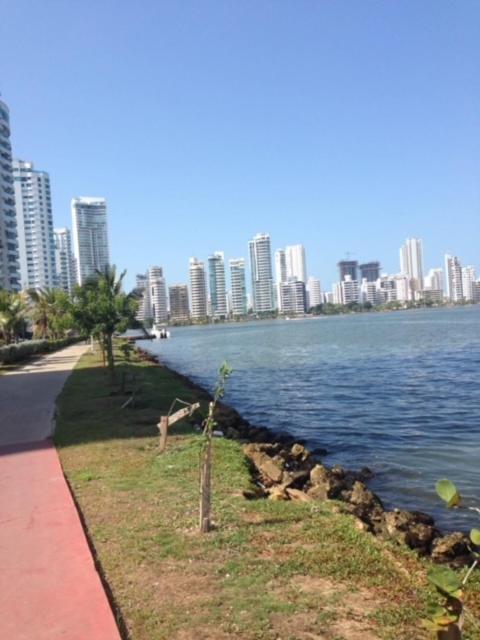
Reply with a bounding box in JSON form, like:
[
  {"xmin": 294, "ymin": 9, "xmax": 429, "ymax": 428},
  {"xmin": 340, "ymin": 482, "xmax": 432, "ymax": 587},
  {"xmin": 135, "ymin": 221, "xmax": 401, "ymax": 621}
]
[
  {"xmin": 462, "ymin": 266, "xmax": 477, "ymax": 302},
  {"xmin": 169, "ymin": 284, "xmax": 190, "ymax": 323},
  {"xmin": 274, "ymin": 249, "xmax": 287, "ymax": 284},
  {"xmin": 445, "ymin": 255, "xmax": 463, "ymax": 302},
  {"xmin": 424, "ymin": 268, "xmax": 444, "ymax": 294},
  {"xmin": 54, "ymin": 228, "xmax": 75, "ymax": 294},
  {"xmin": 337, "ymin": 260, "xmax": 358, "ymax": 282},
  {"xmin": 13, "ymin": 160, "xmax": 56, "ymax": 291},
  {"xmin": 285, "ymin": 244, "xmax": 307, "ymax": 283},
  {"xmin": 229, "ymin": 258, "xmax": 247, "ymax": 316},
  {"xmin": 0, "ymin": 99, "xmax": 20, "ymax": 291},
  {"xmin": 189, "ymin": 257, "xmax": 208, "ymax": 320},
  {"xmin": 359, "ymin": 262, "xmax": 381, "ymax": 282},
  {"xmin": 208, "ymin": 251, "xmax": 227, "ymax": 318},
  {"xmin": 306, "ymin": 277, "xmax": 322, "ymax": 308},
  {"xmin": 71, "ymin": 197, "xmax": 109, "ymax": 285},
  {"xmin": 248, "ymin": 233, "xmax": 275, "ymax": 313},
  {"xmin": 340, "ymin": 275, "xmax": 359, "ymax": 304},
  {"xmin": 399, "ymin": 238, "xmax": 424, "ymax": 292},
  {"xmin": 148, "ymin": 266, "xmax": 168, "ymax": 324},
  {"xmin": 135, "ymin": 272, "xmax": 149, "ymax": 322},
  {"xmin": 279, "ymin": 280, "xmax": 306, "ymax": 315}
]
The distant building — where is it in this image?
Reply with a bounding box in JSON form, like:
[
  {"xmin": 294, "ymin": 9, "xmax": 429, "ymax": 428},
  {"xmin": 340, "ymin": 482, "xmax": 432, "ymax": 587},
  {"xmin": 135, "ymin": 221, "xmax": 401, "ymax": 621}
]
[
  {"xmin": 462, "ymin": 266, "xmax": 477, "ymax": 302},
  {"xmin": 71, "ymin": 197, "xmax": 109, "ymax": 285},
  {"xmin": 340, "ymin": 275, "xmax": 359, "ymax": 304},
  {"xmin": 394, "ymin": 274, "xmax": 412, "ymax": 303},
  {"xmin": 444, "ymin": 255, "xmax": 463, "ymax": 302},
  {"xmin": 13, "ymin": 159, "xmax": 56, "ymax": 291},
  {"xmin": 135, "ymin": 273, "xmax": 149, "ymax": 322},
  {"xmin": 0, "ymin": 99, "xmax": 20, "ymax": 291},
  {"xmin": 376, "ymin": 276, "xmax": 397, "ymax": 304},
  {"xmin": 229, "ymin": 258, "xmax": 247, "ymax": 316},
  {"xmin": 338, "ymin": 260, "xmax": 358, "ymax": 282},
  {"xmin": 279, "ymin": 279, "xmax": 306, "ymax": 315},
  {"xmin": 169, "ymin": 284, "xmax": 190, "ymax": 323},
  {"xmin": 54, "ymin": 228, "xmax": 75, "ymax": 294},
  {"xmin": 400, "ymin": 238, "xmax": 424, "ymax": 294},
  {"xmin": 306, "ymin": 277, "xmax": 322, "ymax": 309},
  {"xmin": 359, "ymin": 261, "xmax": 381, "ymax": 283},
  {"xmin": 472, "ymin": 281, "xmax": 480, "ymax": 303},
  {"xmin": 274, "ymin": 248, "xmax": 287, "ymax": 311},
  {"xmin": 285, "ymin": 244, "xmax": 307, "ymax": 283},
  {"xmin": 360, "ymin": 278, "xmax": 377, "ymax": 305},
  {"xmin": 189, "ymin": 257, "xmax": 208, "ymax": 320},
  {"xmin": 424, "ymin": 268, "xmax": 444, "ymax": 294},
  {"xmin": 249, "ymin": 233, "xmax": 275, "ymax": 313},
  {"xmin": 208, "ymin": 251, "xmax": 227, "ymax": 318},
  {"xmin": 148, "ymin": 266, "xmax": 168, "ymax": 324}
]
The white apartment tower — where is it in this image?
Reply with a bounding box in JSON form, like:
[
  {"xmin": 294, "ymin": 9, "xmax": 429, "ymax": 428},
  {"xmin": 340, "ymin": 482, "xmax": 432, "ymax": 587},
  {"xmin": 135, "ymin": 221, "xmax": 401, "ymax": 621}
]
[
  {"xmin": 189, "ymin": 258, "xmax": 208, "ymax": 320},
  {"xmin": 208, "ymin": 251, "xmax": 227, "ymax": 318},
  {"xmin": 462, "ymin": 266, "xmax": 477, "ymax": 302},
  {"xmin": 54, "ymin": 228, "xmax": 75, "ymax": 294},
  {"xmin": 0, "ymin": 100, "xmax": 20, "ymax": 291},
  {"xmin": 229, "ymin": 258, "xmax": 247, "ymax": 316},
  {"xmin": 424, "ymin": 268, "xmax": 444, "ymax": 294},
  {"xmin": 400, "ymin": 238, "xmax": 424, "ymax": 294},
  {"xmin": 148, "ymin": 266, "xmax": 168, "ymax": 324},
  {"xmin": 274, "ymin": 249, "xmax": 287, "ymax": 311},
  {"xmin": 285, "ymin": 244, "xmax": 307, "ymax": 283},
  {"xmin": 445, "ymin": 255, "xmax": 463, "ymax": 302},
  {"xmin": 306, "ymin": 277, "xmax": 322, "ymax": 309},
  {"xmin": 169, "ymin": 284, "xmax": 190, "ymax": 323},
  {"xmin": 71, "ymin": 197, "xmax": 109, "ymax": 285},
  {"xmin": 249, "ymin": 233, "xmax": 275, "ymax": 313}
]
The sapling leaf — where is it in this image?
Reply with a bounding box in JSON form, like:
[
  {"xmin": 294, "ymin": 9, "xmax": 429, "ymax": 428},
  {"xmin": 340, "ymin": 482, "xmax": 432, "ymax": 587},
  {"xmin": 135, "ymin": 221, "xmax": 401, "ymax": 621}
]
[
  {"xmin": 470, "ymin": 528, "xmax": 480, "ymax": 546},
  {"xmin": 436, "ymin": 479, "xmax": 461, "ymax": 508},
  {"xmin": 427, "ymin": 566, "xmax": 463, "ymax": 596}
]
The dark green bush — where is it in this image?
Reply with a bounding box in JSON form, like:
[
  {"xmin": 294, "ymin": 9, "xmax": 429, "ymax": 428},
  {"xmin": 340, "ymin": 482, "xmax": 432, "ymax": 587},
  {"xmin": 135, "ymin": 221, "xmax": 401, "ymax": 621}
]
[{"xmin": 0, "ymin": 336, "xmax": 84, "ymax": 365}]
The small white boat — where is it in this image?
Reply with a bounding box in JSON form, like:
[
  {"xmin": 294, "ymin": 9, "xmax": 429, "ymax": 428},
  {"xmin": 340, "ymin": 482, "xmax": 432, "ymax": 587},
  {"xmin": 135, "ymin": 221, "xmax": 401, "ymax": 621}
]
[{"xmin": 152, "ymin": 325, "xmax": 171, "ymax": 340}]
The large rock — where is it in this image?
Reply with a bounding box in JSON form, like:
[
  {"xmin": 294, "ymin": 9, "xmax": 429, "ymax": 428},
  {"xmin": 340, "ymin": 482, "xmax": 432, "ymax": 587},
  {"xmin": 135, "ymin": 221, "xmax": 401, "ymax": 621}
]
[
  {"xmin": 307, "ymin": 464, "xmax": 346, "ymax": 500},
  {"xmin": 383, "ymin": 510, "xmax": 438, "ymax": 554},
  {"xmin": 286, "ymin": 488, "xmax": 313, "ymax": 502},
  {"xmin": 243, "ymin": 443, "xmax": 285, "ymax": 484},
  {"xmin": 342, "ymin": 481, "xmax": 385, "ymax": 532},
  {"xmin": 431, "ymin": 532, "xmax": 474, "ymax": 567}
]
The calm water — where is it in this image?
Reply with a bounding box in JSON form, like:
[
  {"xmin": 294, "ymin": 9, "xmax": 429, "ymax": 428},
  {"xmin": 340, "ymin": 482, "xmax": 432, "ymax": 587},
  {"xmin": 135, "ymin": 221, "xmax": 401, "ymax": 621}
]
[{"xmin": 140, "ymin": 306, "xmax": 480, "ymax": 531}]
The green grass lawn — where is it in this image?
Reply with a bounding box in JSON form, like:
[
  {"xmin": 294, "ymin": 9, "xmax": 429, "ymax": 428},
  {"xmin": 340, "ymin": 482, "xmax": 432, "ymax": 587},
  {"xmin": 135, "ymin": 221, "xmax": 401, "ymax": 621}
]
[{"xmin": 55, "ymin": 347, "xmax": 480, "ymax": 640}]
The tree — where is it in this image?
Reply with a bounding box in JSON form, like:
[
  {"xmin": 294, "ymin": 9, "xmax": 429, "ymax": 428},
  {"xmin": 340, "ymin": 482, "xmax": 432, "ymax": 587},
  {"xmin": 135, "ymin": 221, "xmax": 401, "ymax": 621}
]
[
  {"xmin": 28, "ymin": 288, "xmax": 74, "ymax": 339},
  {"xmin": 0, "ymin": 290, "xmax": 27, "ymax": 344},
  {"xmin": 73, "ymin": 266, "xmax": 138, "ymax": 382}
]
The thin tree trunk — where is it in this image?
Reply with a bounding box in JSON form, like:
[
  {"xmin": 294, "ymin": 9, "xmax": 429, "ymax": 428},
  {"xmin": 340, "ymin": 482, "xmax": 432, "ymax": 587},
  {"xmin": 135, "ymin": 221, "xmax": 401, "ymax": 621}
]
[
  {"xmin": 106, "ymin": 332, "xmax": 116, "ymax": 383},
  {"xmin": 199, "ymin": 402, "xmax": 214, "ymax": 533}
]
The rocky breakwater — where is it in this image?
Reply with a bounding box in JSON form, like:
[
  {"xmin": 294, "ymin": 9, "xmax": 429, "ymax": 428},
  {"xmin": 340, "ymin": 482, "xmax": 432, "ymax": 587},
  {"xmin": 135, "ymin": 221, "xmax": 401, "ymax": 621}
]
[{"xmin": 242, "ymin": 442, "xmax": 474, "ymax": 568}]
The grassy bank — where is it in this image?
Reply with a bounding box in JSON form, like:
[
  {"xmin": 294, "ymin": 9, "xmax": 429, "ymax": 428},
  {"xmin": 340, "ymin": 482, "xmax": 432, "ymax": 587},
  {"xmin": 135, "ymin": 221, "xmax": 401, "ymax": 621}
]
[{"xmin": 55, "ymin": 347, "xmax": 480, "ymax": 640}]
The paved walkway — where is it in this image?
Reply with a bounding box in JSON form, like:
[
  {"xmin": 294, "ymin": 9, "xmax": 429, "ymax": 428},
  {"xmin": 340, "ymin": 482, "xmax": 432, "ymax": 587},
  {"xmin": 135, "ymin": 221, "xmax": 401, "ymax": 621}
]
[{"xmin": 0, "ymin": 344, "xmax": 122, "ymax": 640}]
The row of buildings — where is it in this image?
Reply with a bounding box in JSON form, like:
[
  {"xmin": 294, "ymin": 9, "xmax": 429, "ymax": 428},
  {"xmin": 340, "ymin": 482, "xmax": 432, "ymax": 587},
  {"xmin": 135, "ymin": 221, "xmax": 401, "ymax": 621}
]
[
  {"xmin": 0, "ymin": 98, "xmax": 110, "ymax": 294},
  {"xmin": 136, "ymin": 235, "xmax": 479, "ymax": 326}
]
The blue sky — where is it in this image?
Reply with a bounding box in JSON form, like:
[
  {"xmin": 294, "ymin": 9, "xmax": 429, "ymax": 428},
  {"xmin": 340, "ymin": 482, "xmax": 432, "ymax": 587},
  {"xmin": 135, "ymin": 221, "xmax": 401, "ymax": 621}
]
[{"xmin": 1, "ymin": 1, "xmax": 479, "ymax": 291}]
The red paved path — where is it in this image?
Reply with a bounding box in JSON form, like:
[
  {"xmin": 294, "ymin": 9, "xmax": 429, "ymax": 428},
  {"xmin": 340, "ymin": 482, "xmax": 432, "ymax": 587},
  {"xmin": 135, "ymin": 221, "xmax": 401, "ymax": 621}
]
[{"xmin": 0, "ymin": 347, "xmax": 121, "ymax": 640}]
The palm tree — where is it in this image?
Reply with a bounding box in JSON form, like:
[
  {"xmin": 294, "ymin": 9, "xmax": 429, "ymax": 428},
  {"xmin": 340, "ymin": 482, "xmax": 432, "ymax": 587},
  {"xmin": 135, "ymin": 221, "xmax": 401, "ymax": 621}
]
[
  {"xmin": 28, "ymin": 288, "xmax": 74, "ymax": 340},
  {"xmin": 0, "ymin": 290, "xmax": 27, "ymax": 344}
]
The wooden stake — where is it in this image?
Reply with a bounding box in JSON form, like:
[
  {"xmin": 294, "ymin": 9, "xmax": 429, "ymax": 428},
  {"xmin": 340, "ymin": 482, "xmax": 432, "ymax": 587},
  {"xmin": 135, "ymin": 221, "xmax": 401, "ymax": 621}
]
[{"xmin": 157, "ymin": 403, "xmax": 200, "ymax": 453}]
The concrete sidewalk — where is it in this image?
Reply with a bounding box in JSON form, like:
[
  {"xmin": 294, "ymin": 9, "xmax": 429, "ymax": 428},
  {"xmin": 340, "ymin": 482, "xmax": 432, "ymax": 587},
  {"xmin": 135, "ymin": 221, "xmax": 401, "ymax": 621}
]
[{"xmin": 0, "ymin": 344, "xmax": 122, "ymax": 640}]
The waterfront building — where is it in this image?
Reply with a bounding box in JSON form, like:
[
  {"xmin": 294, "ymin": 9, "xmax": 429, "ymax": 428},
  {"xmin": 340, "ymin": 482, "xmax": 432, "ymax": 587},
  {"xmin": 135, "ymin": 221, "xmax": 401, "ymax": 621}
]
[
  {"xmin": 399, "ymin": 238, "xmax": 424, "ymax": 294},
  {"xmin": 248, "ymin": 233, "xmax": 275, "ymax": 313},
  {"xmin": 424, "ymin": 268, "xmax": 444, "ymax": 294},
  {"xmin": 229, "ymin": 258, "xmax": 247, "ymax": 316},
  {"xmin": 340, "ymin": 275, "xmax": 359, "ymax": 304},
  {"xmin": 13, "ymin": 160, "xmax": 56, "ymax": 291},
  {"xmin": 169, "ymin": 284, "xmax": 190, "ymax": 323},
  {"xmin": 360, "ymin": 278, "xmax": 377, "ymax": 305},
  {"xmin": 279, "ymin": 279, "xmax": 306, "ymax": 315},
  {"xmin": 71, "ymin": 197, "xmax": 109, "ymax": 285},
  {"xmin": 394, "ymin": 274, "xmax": 412, "ymax": 303},
  {"xmin": 359, "ymin": 261, "xmax": 381, "ymax": 283},
  {"xmin": 208, "ymin": 251, "xmax": 227, "ymax": 318},
  {"xmin": 0, "ymin": 99, "xmax": 20, "ymax": 291},
  {"xmin": 54, "ymin": 228, "xmax": 75, "ymax": 294},
  {"xmin": 376, "ymin": 276, "xmax": 397, "ymax": 304},
  {"xmin": 462, "ymin": 266, "xmax": 477, "ymax": 302},
  {"xmin": 472, "ymin": 281, "xmax": 480, "ymax": 303},
  {"xmin": 444, "ymin": 255, "xmax": 463, "ymax": 302},
  {"xmin": 274, "ymin": 249, "xmax": 287, "ymax": 311},
  {"xmin": 134, "ymin": 272, "xmax": 149, "ymax": 323},
  {"xmin": 189, "ymin": 257, "xmax": 208, "ymax": 320},
  {"xmin": 338, "ymin": 260, "xmax": 358, "ymax": 282},
  {"xmin": 325, "ymin": 292, "xmax": 334, "ymax": 304},
  {"xmin": 306, "ymin": 277, "xmax": 322, "ymax": 309},
  {"xmin": 285, "ymin": 244, "xmax": 307, "ymax": 283},
  {"xmin": 148, "ymin": 266, "xmax": 168, "ymax": 324},
  {"xmin": 332, "ymin": 282, "xmax": 343, "ymax": 305}
]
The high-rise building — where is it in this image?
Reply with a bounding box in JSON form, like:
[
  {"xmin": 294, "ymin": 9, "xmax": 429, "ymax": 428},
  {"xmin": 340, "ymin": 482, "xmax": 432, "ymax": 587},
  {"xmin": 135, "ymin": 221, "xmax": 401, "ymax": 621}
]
[
  {"xmin": 189, "ymin": 257, "xmax": 208, "ymax": 320},
  {"xmin": 0, "ymin": 99, "xmax": 20, "ymax": 291},
  {"xmin": 424, "ymin": 268, "xmax": 444, "ymax": 293},
  {"xmin": 274, "ymin": 249, "xmax": 287, "ymax": 284},
  {"xmin": 13, "ymin": 160, "xmax": 56, "ymax": 290},
  {"xmin": 208, "ymin": 251, "xmax": 227, "ymax": 318},
  {"xmin": 394, "ymin": 274, "xmax": 412, "ymax": 303},
  {"xmin": 169, "ymin": 284, "xmax": 190, "ymax": 323},
  {"xmin": 445, "ymin": 255, "xmax": 463, "ymax": 302},
  {"xmin": 400, "ymin": 238, "xmax": 424, "ymax": 293},
  {"xmin": 279, "ymin": 280, "xmax": 306, "ymax": 315},
  {"xmin": 229, "ymin": 258, "xmax": 247, "ymax": 316},
  {"xmin": 340, "ymin": 275, "xmax": 359, "ymax": 304},
  {"xmin": 134, "ymin": 272, "xmax": 149, "ymax": 323},
  {"xmin": 54, "ymin": 228, "xmax": 75, "ymax": 294},
  {"xmin": 338, "ymin": 260, "xmax": 358, "ymax": 282},
  {"xmin": 306, "ymin": 277, "xmax": 322, "ymax": 309},
  {"xmin": 71, "ymin": 197, "xmax": 109, "ymax": 285},
  {"xmin": 359, "ymin": 262, "xmax": 381, "ymax": 282},
  {"xmin": 248, "ymin": 233, "xmax": 275, "ymax": 313},
  {"xmin": 285, "ymin": 244, "xmax": 307, "ymax": 283},
  {"xmin": 148, "ymin": 266, "xmax": 168, "ymax": 324},
  {"xmin": 360, "ymin": 279, "xmax": 378, "ymax": 305},
  {"xmin": 462, "ymin": 266, "xmax": 477, "ymax": 302}
]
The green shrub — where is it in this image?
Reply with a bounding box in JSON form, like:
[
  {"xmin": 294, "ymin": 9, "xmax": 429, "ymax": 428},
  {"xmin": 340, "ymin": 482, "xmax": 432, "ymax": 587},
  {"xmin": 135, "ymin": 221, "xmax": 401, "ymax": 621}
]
[{"xmin": 0, "ymin": 336, "xmax": 84, "ymax": 365}]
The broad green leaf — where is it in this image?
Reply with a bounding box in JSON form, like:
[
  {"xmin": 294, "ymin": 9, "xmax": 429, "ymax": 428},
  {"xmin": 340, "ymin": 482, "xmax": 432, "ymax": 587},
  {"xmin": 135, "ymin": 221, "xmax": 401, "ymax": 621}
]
[
  {"xmin": 436, "ymin": 479, "xmax": 461, "ymax": 508},
  {"xmin": 427, "ymin": 566, "xmax": 463, "ymax": 596},
  {"xmin": 470, "ymin": 528, "xmax": 480, "ymax": 546}
]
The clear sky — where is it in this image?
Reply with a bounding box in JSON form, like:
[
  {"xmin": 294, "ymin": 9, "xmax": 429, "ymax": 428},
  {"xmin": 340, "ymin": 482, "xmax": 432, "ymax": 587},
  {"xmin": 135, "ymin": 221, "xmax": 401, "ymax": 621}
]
[{"xmin": 1, "ymin": 1, "xmax": 479, "ymax": 291}]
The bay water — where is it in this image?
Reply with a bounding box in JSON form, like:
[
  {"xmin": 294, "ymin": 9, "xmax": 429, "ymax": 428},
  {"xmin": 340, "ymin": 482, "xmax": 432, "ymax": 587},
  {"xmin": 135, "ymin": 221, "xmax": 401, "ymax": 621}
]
[{"xmin": 140, "ymin": 306, "xmax": 480, "ymax": 531}]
